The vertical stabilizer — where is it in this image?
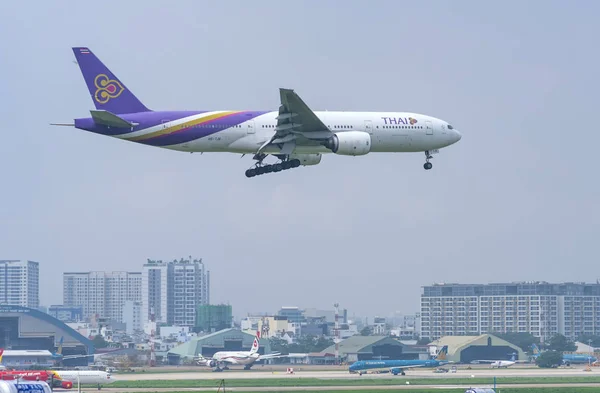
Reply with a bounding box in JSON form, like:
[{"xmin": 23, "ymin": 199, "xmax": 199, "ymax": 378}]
[
  {"xmin": 250, "ymin": 331, "xmax": 260, "ymax": 354},
  {"xmin": 72, "ymin": 47, "xmax": 150, "ymax": 114},
  {"xmin": 435, "ymin": 345, "xmax": 448, "ymax": 361}
]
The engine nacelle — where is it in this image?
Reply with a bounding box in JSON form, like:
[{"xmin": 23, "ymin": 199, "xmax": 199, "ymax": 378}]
[
  {"xmin": 61, "ymin": 381, "xmax": 74, "ymax": 389},
  {"xmin": 324, "ymin": 131, "xmax": 371, "ymax": 156},
  {"xmin": 206, "ymin": 359, "xmax": 217, "ymax": 367},
  {"xmin": 289, "ymin": 153, "xmax": 322, "ymax": 166}
]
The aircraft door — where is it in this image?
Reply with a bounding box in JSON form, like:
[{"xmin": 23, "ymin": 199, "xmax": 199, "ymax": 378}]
[
  {"xmin": 425, "ymin": 120, "xmax": 433, "ymax": 135},
  {"xmin": 364, "ymin": 120, "xmax": 373, "ymax": 134},
  {"xmin": 247, "ymin": 120, "xmax": 255, "ymax": 134}
]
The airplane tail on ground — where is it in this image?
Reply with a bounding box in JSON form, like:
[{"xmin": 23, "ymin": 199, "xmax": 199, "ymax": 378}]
[
  {"xmin": 72, "ymin": 47, "xmax": 150, "ymax": 114},
  {"xmin": 435, "ymin": 346, "xmax": 448, "ymax": 361},
  {"xmin": 250, "ymin": 331, "xmax": 261, "ymax": 355},
  {"xmin": 0, "ymin": 349, "xmax": 4, "ymax": 363},
  {"xmin": 531, "ymin": 343, "xmax": 541, "ymax": 355}
]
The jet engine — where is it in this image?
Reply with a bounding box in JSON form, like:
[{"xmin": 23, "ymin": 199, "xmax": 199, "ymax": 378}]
[
  {"xmin": 206, "ymin": 359, "xmax": 217, "ymax": 367},
  {"xmin": 61, "ymin": 381, "xmax": 73, "ymax": 389},
  {"xmin": 289, "ymin": 153, "xmax": 322, "ymax": 166},
  {"xmin": 324, "ymin": 131, "xmax": 371, "ymax": 156}
]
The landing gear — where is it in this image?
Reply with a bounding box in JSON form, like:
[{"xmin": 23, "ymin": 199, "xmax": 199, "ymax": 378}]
[
  {"xmin": 245, "ymin": 156, "xmax": 301, "ymax": 178},
  {"xmin": 423, "ymin": 151, "xmax": 433, "ymax": 170}
]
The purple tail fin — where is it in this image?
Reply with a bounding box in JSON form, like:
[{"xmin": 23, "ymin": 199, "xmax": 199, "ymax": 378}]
[{"xmin": 72, "ymin": 47, "xmax": 150, "ymax": 114}]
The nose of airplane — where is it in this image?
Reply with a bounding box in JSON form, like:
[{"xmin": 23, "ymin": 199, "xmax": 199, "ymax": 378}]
[{"xmin": 452, "ymin": 129, "xmax": 462, "ymax": 143}]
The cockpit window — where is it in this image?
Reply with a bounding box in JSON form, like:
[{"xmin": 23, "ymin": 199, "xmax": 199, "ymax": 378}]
[{"xmin": 447, "ymin": 124, "xmax": 454, "ymax": 129}]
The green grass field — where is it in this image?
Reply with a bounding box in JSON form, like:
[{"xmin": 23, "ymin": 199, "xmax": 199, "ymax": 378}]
[
  {"xmin": 106, "ymin": 376, "xmax": 600, "ymax": 388},
  {"xmin": 118, "ymin": 389, "xmax": 600, "ymax": 393}
]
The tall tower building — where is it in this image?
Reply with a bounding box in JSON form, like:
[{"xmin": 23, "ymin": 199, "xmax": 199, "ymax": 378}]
[
  {"xmin": 0, "ymin": 260, "xmax": 39, "ymax": 308},
  {"xmin": 141, "ymin": 260, "xmax": 172, "ymax": 324},
  {"xmin": 142, "ymin": 257, "xmax": 210, "ymax": 327},
  {"xmin": 63, "ymin": 271, "xmax": 141, "ymax": 322}
]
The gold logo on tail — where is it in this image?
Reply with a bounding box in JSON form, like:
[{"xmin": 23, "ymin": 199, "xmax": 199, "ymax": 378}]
[{"xmin": 94, "ymin": 74, "xmax": 125, "ymax": 103}]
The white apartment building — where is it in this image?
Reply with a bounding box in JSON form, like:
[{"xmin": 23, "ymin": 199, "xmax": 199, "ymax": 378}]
[
  {"xmin": 122, "ymin": 300, "xmax": 142, "ymax": 334},
  {"xmin": 0, "ymin": 260, "xmax": 39, "ymax": 308},
  {"xmin": 421, "ymin": 282, "xmax": 600, "ymax": 341},
  {"xmin": 141, "ymin": 260, "xmax": 171, "ymax": 324},
  {"xmin": 142, "ymin": 257, "xmax": 210, "ymax": 327},
  {"xmin": 63, "ymin": 271, "xmax": 141, "ymax": 322}
]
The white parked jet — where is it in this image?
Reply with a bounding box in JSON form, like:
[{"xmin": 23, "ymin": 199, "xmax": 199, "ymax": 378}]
[
  {"xmin": 53, "ymin": 370, "xmax": 116, "ymax": 389},
  {"xmin": 474, "ymin": 353, "xmax": 524, "ymax": 368},
  {"xmin": 58, "ymin": 47, "xmax": 463, "ymax": 177},
  {"xmin": 195, "ymin": 331, "xmax": 284, "ymax": 371}
]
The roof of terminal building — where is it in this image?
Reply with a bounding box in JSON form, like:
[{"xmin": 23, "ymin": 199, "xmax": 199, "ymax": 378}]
[
  {"xmin": 0, "ymin": 305, "xmax": 94, "ymax": 353},
  {"xmin": 431, "ymin": 334, "xmax": 526, "ymax": 358},
  {"xmin": 168, "ymin": 329, "xmax": 271, "ymax": 357},
  {"xmin": 320, "ymin": 335, "xmax": 406, "ymax": 355}
]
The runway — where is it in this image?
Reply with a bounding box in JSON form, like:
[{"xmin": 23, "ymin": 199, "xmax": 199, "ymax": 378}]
[
  {"xmin": 101, "ymin": 384, "xmax": 600, "ymax": 392},
  {"xmin": 114, "ymin": 367, "xmax": 600, "ymax": 381}
]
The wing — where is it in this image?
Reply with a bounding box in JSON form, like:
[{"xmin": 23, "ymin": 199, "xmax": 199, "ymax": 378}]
[
  {"xmin": 218, "ymin": 357, "xmax": 240, "ymax": 365},
  {"xmin": 258, "ymin": 88, "xmax": 333, "ymax": 154},
  {"xmin": 257, "ymin": 352, "xmax": 287, "ymax": 360}
]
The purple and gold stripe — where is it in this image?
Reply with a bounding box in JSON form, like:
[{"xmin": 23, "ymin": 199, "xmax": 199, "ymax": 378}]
[
  {"xmin": 138, "ymin": 110, "xmax": 268, "ymax": 147},
  {"xmin": 127, "ymin": 111, "xmax": 242, "ymax": 142}
]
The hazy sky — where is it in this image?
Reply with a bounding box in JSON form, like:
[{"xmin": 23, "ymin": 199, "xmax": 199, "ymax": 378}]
[{"xmin": 1, "ymin": 1, "xmax": 599, "ymax": 321}]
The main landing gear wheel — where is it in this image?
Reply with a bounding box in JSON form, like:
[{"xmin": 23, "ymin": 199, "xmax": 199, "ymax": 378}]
[{"xmin": 245, "ymin": 158, "xmax": 301, "ymax": 178}]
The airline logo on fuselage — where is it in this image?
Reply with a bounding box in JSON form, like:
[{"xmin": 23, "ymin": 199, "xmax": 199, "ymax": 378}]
[
  {"xmin": 381, "ymin": 117, "xmax": 418, "ymax": 125},
  {"xmin": 94, "ymin": 74, "xmax": 125, "ymax": 104}
]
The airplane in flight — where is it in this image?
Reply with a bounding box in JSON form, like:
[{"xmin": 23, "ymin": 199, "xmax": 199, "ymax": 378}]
[
  {"xmin": 348, "ymin": 345, "xmax": 450, "ymax": 375},
  {"xmin": 54, "ymin": 47, "xmax": 462, "ymax": 178},
  {"xmin": 195, "ymin": 331, "xmax": 285, "ymax": 371}
]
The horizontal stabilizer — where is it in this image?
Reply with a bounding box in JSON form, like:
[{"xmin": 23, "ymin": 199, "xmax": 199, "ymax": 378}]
[{"xmin": 90, "ymin": 110, "xmax": 138, "ymax": 128}]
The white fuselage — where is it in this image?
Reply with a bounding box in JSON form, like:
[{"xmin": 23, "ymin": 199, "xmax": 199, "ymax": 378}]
[
  {"xmin": 490, "ymin": 361, "xmax": 515, "ymax": 368},
  {"xmin": 212, "ymin": 351, "xmax": 258, "ymax": 366},
  {"xmin": 145, "ymin": 111, "xmax": 460, "ymax": 154},
  {"xmin": 56, "ymin": 370, "xmax": 115, "ymax": 385}
]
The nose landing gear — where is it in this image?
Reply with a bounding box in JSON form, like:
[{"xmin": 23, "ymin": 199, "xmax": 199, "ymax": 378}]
[{"xmin": 423, "ymin": 151, "xmax": 433, "ymax": 170}]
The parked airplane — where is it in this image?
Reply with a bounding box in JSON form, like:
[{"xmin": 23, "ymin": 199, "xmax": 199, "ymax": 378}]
[
  {"xmin": 53, "ymin": 47, "xmax": 462, "ymax": 178},
  {"xmin": 348, "ymin": 345, "xmax": 450, "ymax": 376},
  {"xmin": 52, "ymin": 370, "xmax": 116, "ymax": 390},
  {"xmin": 472, "ymin": 353, "xmax": 523, "ymax": 368},
  {"xmin": 195, "ymin": 331, "xmax": 284, "ymax": 371},
  {"xmin": 531, "ymin": 344, "xmax": 597, "ymax": 365},
  {"xmin": 0, "ymin": 370, "xmax": 73, "ymax": 389}
]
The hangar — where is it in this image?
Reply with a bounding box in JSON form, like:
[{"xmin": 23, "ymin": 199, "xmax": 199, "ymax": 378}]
[
  {"xmin": 0, "ymin": 305, "xmax": 94, "ymax": 367},
  {"xmin": 320, "ymin": 336, "xmax": 427, "ymax": 363},
  {"xmin": 167, "ymin": 328, "xmax": 273, "ymax": 365},
  {"xmin": 430, "ymin": 334, "xmax": 526, "ymax": 364}
]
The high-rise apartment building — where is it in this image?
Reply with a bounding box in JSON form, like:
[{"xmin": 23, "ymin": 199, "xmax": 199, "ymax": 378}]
[
  {"xmin": 421, "ymin": 282, "xmax": 600, "ymax": 341},
  {"xmin": 142, "ymin": 257, "xmax": 210, "ymax": 327},
  {"xmin": 63, "ymin": 271, "xmax": 142, "ymax": 322},
  {"xmin": 141, "ymin": 260, "xmax": 171, "ymax": 324},
  {"xmin": 0, "ymin": 260, "xmax": 39, "ymax": 308}
]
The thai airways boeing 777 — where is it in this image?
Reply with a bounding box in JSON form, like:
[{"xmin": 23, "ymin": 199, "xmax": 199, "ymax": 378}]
[{"xmin": 55, "ymin": 47, "xmax": 462, "ymax": 177}]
